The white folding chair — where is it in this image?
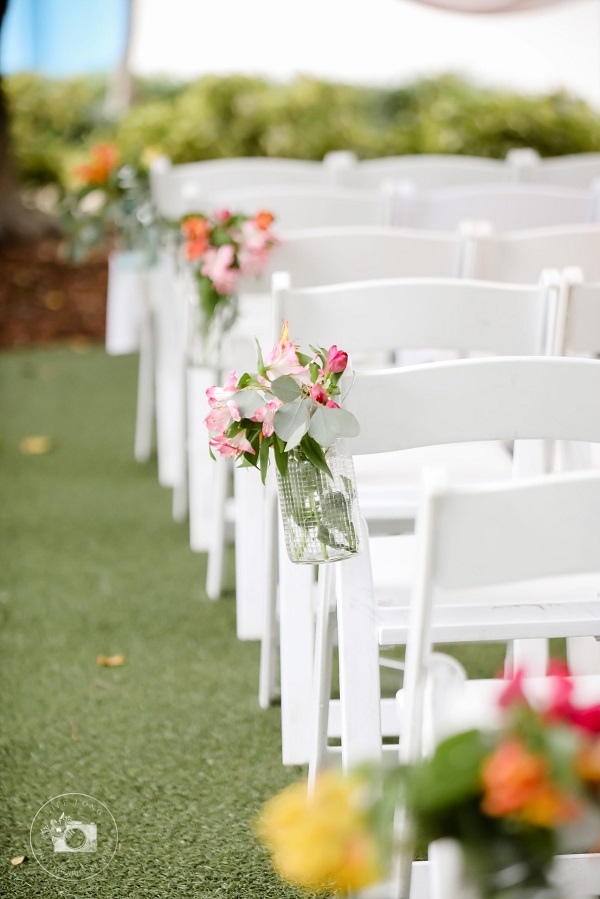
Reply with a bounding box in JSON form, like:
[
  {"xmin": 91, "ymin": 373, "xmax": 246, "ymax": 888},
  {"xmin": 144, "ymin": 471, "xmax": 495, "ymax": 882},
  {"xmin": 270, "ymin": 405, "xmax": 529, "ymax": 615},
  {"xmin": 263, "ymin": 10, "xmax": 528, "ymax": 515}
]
[
  {"xmin": 149, "ymin": 154, "xmax": 346, "ymax": 220},
  {"xmin": 266, "ymin": 275, "xmax": 557, "ymax": 766},
  {"xmin": 465, "ymin": 223, "xmax": 600, "ymax": 283},
  {"xmin": 205, "ymin": 184, "xmax": 394, "ymax": 230},
  {"xmin": 137, "ymin": 155, "xmax": 346, "ymax": 505},
  {"xmin": 335, "ymin": 154, "xmax": 511, "ymax": 191},
  {"xmin": 206, "ymin": 227, "xmax": 465, "ymax": 628},
  {"xmin": 317, "ymin": 357, "xmax": 600, "ymax": 779},
  {"xmin": 393, "ymin": 183, "xmax": 600, "ymax": 233},
  {"xmin": 511, "ymin": 148, "xmax": 600, "ymax": 189},
  {"xmin": 395, "ymin": 466, "xmax": 600, "ymax": 899}
]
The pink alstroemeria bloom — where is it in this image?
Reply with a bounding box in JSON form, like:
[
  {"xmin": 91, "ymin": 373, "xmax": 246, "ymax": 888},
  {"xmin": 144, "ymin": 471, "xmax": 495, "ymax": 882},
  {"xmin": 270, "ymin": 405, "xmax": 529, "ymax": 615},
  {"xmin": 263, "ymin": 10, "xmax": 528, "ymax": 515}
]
[
  {"xmin": 240, "ymin": 220, "xmax": 272, "ymax": 253},
  {"xmin": 214, "ymin": 208, "xmax": 232, "ymax": 223},
  {"xmin": 201, "ymin": 244, "xmax": 238, "ymax": 295},
  {"xmin": 311, "ymin": 385, "xmax": 327, "ymax": 404},
  {"xmin": 205, "ymin": 370, "xmax": 240, "ymax": 434},
  {"xmin": 265, "ymin": 323, "xmax": 311, "ymax": 383},
  {"xmin": 252, "ymin": 398, "xmax": 282, "ymax": 438},
  {"xmin": 209, "ymin": 430, "xmax": 255, "ymax": 458},
  {"xmin": 325, "ymin": 345, "xmax": 349, "ymax": 374},
  {"xmin": 238, "ymin": 246, "xmax": 270, "ymax": 278}
]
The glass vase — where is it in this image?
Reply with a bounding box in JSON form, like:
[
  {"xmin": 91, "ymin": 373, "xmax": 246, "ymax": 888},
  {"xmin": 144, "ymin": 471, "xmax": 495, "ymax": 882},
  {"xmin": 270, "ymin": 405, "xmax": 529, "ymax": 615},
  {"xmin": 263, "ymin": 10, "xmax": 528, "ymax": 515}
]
[{"xmin": 276, "ymin": 442, "xmax": 362, "ymax": 564}]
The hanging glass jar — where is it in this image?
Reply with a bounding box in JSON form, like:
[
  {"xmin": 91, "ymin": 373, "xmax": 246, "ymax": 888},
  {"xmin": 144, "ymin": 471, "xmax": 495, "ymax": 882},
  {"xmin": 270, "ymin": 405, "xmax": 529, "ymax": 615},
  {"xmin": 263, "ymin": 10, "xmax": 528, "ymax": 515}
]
[{"xmin": 276, "ymin": 441, "xmax": 362, "ymax": 564}]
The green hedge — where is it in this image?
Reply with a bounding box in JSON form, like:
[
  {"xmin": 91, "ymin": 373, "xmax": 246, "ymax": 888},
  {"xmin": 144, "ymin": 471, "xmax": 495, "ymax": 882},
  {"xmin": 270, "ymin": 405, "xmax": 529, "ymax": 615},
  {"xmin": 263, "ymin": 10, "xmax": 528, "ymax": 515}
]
[{"xmin": 6, "ymin": 72, "xmax": 600, "ymax": 189}]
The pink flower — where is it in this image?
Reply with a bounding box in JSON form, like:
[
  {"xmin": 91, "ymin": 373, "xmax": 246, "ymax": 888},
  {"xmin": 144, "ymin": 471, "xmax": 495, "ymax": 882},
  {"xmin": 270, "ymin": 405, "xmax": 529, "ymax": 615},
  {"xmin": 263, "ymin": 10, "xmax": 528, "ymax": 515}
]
[
  {"xmin": 311, "ymin": 385, "xmax": 327, "ymax": 404},
  {"xmin": 265, "ymin": 323, "xmax": 311, "ymax": 383},
  {"xmin": 209, "ymin": 430, "xmax": 255, "ymax": 458},
  {"xmin": 204, "ymin": 397, "xmax": 241, "ymax": 433},
  {"xmin": 214, "ymin": 208, "xmax": 232, "ymax": 223},
  {"xmin": 326, "ymin": 400, "xmax": 340, "ymax": 409},
  {"xmin": 252, "ymin": 398, "xmax": 282, "ymax": 437},
  {"xmin": 238, "ymin": 246, "xmax": 270, "ymax": 278},
  {"xmin": 241, "ymin": 220, "xmax": 272, "ymax": 253},
  {"xmin": 201, "ymin": 244, "xmax": 238, "ymax": 295},
  {"xmin": 325, "ymin": 345, "xmax": 348, "ymax": 374},
  {"xmin": 205, "ymin": 371, "xmax": 240, "ymax": 434}
]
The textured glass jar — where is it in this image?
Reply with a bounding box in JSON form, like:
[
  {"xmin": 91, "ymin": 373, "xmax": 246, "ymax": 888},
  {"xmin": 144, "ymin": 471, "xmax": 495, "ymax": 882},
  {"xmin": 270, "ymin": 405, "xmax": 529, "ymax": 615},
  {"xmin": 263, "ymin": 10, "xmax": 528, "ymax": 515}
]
[{"xmin": 276, "ymin": 442, "xmax": 362, "ymax": 564}]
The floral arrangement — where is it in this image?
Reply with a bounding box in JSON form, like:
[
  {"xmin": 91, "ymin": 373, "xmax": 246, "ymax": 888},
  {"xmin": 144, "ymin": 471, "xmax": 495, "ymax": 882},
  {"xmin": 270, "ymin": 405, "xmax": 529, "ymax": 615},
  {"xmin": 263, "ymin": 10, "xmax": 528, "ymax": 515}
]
[
  {"xmin": 257, "ymin": 666, "xmax": 600, "ymax": 897},
  {"xmin": 61, "ymin": 143, "xmax": 153, "ymax": 263},
  {"xmin": 180, "ymin": 210, "xmax": 278, "ymax": 345},
  {"xmin": 205, "ymin": 323, "xmax": 358, "ymax": 480},
  {"xmin": 205, "ymin": 324, "xmax": 362, "ymax": 562}
]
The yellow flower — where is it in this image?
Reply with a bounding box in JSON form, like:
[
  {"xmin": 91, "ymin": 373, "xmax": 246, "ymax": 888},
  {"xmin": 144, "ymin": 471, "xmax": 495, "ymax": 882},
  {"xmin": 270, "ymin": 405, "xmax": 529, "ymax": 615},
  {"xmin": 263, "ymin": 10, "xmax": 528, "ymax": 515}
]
[{"xmin": 256, "ymin": 772, "xmax": 383, "ymax": 894}]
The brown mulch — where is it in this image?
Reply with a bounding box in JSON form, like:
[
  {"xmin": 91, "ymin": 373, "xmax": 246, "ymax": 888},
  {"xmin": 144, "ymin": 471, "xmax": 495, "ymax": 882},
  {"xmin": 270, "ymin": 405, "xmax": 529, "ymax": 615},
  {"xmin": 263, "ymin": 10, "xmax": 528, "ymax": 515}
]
[{"xmin": 0, "ymin": 239, "xmax": 108, "ymax": 349}]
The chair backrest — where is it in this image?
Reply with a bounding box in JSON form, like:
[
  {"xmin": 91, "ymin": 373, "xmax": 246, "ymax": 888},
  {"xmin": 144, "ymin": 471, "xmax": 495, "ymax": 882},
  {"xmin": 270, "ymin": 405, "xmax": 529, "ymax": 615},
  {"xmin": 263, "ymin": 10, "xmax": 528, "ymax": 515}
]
[
  {"xmin": 344, "ymin": 357, "xmax": 600, "ymax": 456},
  {"xmin": 466, "ymin": 224, "xmax": 600, "ymax": 282},
  {"xmin": 394, "ymin": 183, "xmax": 599, "ymax": 232},
  {"xmin": 554, "ymin": 267, "xmax": 600, "ymax": 357},
  {"xmin": 242, "ymin": 226, "xmax": 464, "ymax": 296},
  {"xmin": 205, "ymin": 184, "xmax": 393, "ymax": 229},
  {"xmin": 274, "ymin": 275, "xmax": 552, "ymax": 359},
  {"xmin": 337, "ymin": 155, "xmax": 510, "ymax": 191},
  {"xmin": 526, "ymin": 153, "xmax": 600, "ymax": 189},
  {"xmin": 149, "ymin": 155, "xmax": 336, "ymax": 219}
]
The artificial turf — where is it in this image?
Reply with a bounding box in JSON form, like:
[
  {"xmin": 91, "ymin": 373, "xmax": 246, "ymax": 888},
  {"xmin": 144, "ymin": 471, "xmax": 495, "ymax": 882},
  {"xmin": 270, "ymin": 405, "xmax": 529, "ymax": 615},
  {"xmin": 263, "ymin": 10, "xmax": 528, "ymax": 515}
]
[
  {"xmin": 1, "ymin": 345, "xmax": 547, "ymax": 898},
  {"xmin": 0, "ymin": 345, "xmax": 317, "ymax": 899}
]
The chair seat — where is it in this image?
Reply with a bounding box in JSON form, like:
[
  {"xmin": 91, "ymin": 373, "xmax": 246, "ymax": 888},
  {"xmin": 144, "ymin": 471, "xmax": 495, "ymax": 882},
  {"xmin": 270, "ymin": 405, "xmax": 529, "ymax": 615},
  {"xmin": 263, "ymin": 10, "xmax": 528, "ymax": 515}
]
[{"xmin": 354, "ymin": 442, "xmax": 512, "ymax": 531}]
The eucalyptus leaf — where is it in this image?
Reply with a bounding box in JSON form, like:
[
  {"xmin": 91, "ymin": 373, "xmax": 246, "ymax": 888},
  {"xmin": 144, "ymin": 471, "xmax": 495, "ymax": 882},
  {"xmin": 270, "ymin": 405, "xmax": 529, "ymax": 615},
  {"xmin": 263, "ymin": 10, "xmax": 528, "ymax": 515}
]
[
  {"xmin": 273, "ymin": 397, "xmax": 310, "ymax": 443},
  {"xmin": 308, "ymin": 405, "xmax": 360, "ymax": 447},
  {"xmin": 234, "ymin": 390, "xmax": 267, "ymax": 419},
  {"xmin": 270, "ymin": 375, "xmax": 303, "ymax": 403}
]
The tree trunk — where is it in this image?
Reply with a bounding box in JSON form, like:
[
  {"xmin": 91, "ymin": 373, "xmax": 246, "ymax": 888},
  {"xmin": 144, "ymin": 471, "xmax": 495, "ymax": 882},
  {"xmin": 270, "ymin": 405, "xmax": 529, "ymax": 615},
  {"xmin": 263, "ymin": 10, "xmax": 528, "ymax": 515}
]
[{"xmin": 0, "ymin": 0, "xmax": 60, "ymax": 242}]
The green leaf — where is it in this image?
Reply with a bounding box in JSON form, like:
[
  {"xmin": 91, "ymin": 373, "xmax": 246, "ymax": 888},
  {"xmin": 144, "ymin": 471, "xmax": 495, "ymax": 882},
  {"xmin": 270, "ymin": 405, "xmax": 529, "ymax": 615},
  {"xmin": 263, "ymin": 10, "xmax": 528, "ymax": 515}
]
[
  {"xmin": 255, "ymin": 338, "xmax": 267, "ymax": 378},
  {"xmin": 299, "ymin": 434, "xmax": 332, "ymax": 479},
  {"xmin": 237, "ymin": 372, "xmax": 253, "ymax": 389},
  {"xmin": 308, "ymin": 405, "xmax": 360, "ymax": 447},
  {"xmin": 270, "ymin": 375, "xmax": 302, "ymax": 403},
  {"xmin": 234, "ymin": 389, "xmax": 266, "ymax": 419},
  {"xmin": 273, "ymin": 397, "xmax": 311, "ymax": 443},
  {"xmin": 309, "ymin": 362, "xmax": 320, "ymax": 383},
  {"xmin": 407, "ymin": 730, "xmax": 489, "ymax": 814},
  {"xmin": 259, "ymin": 437, "xmax": 270, "ymax": 485},
  {"xmin": 273, "ymin": 439, "xmax": 288, "ymax": 479},
  {"xmin": 296, "ymin": 351, "xmax": 311, "ymax": 366}
]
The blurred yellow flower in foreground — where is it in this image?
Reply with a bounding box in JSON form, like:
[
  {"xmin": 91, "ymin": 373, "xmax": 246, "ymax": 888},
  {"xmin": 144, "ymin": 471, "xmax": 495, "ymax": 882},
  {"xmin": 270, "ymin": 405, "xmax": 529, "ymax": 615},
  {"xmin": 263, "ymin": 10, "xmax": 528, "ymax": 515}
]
[{"xmin": 256, "ymin": 771, "xmax": 383, "ymax": 894}]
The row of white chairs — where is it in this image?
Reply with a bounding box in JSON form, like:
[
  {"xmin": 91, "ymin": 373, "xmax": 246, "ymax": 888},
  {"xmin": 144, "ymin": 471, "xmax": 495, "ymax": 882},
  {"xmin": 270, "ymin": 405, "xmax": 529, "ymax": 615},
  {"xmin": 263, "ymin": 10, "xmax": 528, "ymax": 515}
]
[
  {"xmin": 250, "ymin": 262, "xmax": 600, "ymax": 771},
  {"xmin": 150, "ymin": 150, "xmax": 600, "ymax": 218}
]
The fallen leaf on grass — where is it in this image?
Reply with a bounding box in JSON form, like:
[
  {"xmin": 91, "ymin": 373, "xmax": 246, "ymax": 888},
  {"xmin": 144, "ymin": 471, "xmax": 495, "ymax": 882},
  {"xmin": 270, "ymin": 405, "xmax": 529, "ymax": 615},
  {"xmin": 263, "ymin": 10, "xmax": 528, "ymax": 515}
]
[
  {"xmin": 96, "ymin": 654, "xmax": 125, "ymax": 668},
  {"xmin": 11, "ymin": 856, "xmax": 26, "ymax": 866},
  {"xmin": 19, "ymin": 436, "xmax": 54, "ymax": 455}
]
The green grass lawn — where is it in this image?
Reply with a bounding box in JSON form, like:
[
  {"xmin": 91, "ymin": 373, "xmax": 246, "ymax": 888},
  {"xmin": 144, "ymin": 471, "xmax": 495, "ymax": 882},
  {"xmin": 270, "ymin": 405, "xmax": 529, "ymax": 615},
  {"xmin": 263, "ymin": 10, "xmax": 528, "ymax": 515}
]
[
  {"xmin": 0, "ymin": 345, "xmax": 316, "ymax": 899},
  {"xmin": 1, "ymin": 345, "xmax": 562, "ymax": 898}
]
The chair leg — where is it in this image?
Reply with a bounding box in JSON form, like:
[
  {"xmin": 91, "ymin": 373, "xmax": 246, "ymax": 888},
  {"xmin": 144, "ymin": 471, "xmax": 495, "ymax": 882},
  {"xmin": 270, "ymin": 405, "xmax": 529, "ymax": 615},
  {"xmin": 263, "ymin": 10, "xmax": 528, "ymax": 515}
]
[
  {"xmin": 259, "ymin": 479, "xmax": 280, "ymax": 709},
  {"xmin": 279, "ymin": 525, "xmax": 316, "ymax": 766},
  {"xmin": 308, "ymin": 564, "xmax": 337, "ymax": 790},
  {"xmin": 134, "ymin": 300, "xmax": 154, "ymax": 463},
  {"xmin": 337, "ymin": 520, "xmax": 382, "ymax": 772},
  {"xmin": 234, "ymin": 468, "xmax": 267, "ymax": 640},
  {"xmin": 206, "ymin": 456, "xmax": 229, "ymax": 601},
  {"xmin": 566, "ymin": 637, "xmax": 600, "ymax": 674}
]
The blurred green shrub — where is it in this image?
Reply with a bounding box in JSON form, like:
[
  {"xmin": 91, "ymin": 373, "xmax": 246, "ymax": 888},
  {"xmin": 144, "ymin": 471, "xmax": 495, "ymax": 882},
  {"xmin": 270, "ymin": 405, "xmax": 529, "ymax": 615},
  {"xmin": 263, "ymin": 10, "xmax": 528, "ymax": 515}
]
[{"xmin": 6, "ymin": 72, "xmax": 600, "ymax": 189}]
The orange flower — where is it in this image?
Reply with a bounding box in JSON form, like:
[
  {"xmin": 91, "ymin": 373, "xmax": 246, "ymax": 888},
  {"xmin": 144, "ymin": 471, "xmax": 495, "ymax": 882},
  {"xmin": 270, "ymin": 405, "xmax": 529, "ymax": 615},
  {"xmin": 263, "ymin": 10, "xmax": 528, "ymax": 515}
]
[
  {"xmin": 74, "ymin": 144, "xmax": 119, "ymax": 186},
  {"xmin": 186, "ymin": 238, "xmax": 208, "ymax": 261},
  {"xmin": 254, "ymin": 210, "xmax": 275, "ymax": 231},
  {"xmin": 481, "ymin": 738, "xmax": 580, "ymax": 827},
  {"xmin": 182, "ymin": 216, "xmax": 210, "ymax": 242},
  {"xmin": 576, "ymin": 741, "xmax": 600, "ymax": 786}
]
